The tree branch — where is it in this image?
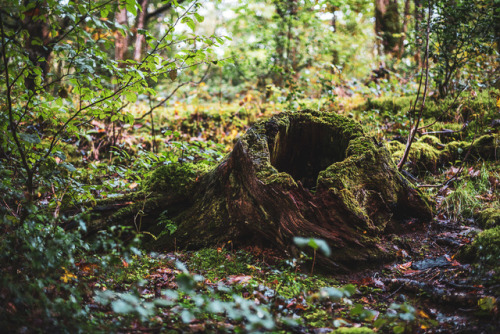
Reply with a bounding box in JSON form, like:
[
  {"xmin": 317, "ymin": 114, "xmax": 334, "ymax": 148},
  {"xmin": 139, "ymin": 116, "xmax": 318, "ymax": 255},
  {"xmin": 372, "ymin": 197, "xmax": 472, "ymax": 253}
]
[
  {"xmin": 145, "ymin": 0, "xmax": 186, "ymax": 21},
  {"xmin": 0, "ymin": 13, "xmax": 33, "ymax": 195},
  {"xmin": 397, "ymin": 1, "xmax": 432, "ymax": 171}
]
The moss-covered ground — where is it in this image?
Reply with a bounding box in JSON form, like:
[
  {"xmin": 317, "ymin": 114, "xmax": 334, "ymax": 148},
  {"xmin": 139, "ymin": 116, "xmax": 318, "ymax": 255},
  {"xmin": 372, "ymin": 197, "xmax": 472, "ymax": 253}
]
[{"xmin": 14, "ymin": 91, "xmax": 500, "ymax": 333}]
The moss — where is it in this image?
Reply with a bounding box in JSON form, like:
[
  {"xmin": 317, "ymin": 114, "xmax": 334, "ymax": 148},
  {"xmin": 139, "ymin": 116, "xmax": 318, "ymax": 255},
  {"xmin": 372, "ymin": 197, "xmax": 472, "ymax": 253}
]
[
  {"xmin": 441, "ymin": 134, "xmax": 499, "ymax": 163},
  {"xmin": 303, "ymin": 309, "xmax": 330, "ymax": 328},
  {"xmin": 109, "ymin": 193, "xmax": 166, "ymax": 227},
  {"xmin": 262, "ymin": 172, "xmax": 298, "ymax": 189},
  {"xmin": 476, "ymin": 208, "xmax": 500, "ymax": 229},
  {"xmin": 337, "ymin": 188, "xmax": 370, "ymax": 223},
  {"xmin": 319, "ymin": 148, "xmax": 399, "ymax": 232},
  {"xmin": 473, "ymin": 226, "xmax": 500, "ymax": 267},
  {"xmin": 346, "ymin": 137, "xmax": 378, "ymax": 157},
  {"xmin": 441, "ymin": 140, "xmax": 470, "ymax": 162},
  {"xmin": 144, "ymin": 162, "xmax": 210, "ymax": 196},
  {"xmin": 408, "ymin": 142, "xmax": 440, "ymax": 169},
  {"xmin": 459, "ymin": 226, "xmax": 500, "ymax": 268},
  {"xmin": 385, "ymin": 140, "xmax": 405, "ymax": 155},
  {"xmin": 471, "ymin": 134, "xmax": 500, "ymax": 160},
  {"xmin": 418, "ymin": 134, "xmax": 444, "ymax": 148},
  {"xmin": 365, "ymin": 96, "xmax": 414, "ymax": 115},
  {"xmin": 333, "ymin": 328, "xmax": 374, "ymax": 334},
  {"xmin": 391, "ymin": 141, "xmax": 441, "ymax": 172},
  {"xmin": 361, "ymin": 90, "xmax": 498, "ymax": 129}
]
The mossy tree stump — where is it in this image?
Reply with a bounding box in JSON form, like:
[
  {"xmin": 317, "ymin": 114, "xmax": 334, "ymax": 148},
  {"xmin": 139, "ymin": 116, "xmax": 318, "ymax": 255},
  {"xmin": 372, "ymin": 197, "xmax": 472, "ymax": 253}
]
[{"xmin": 107, "ymin": 110, "xmax": 432, "ymax": 271}]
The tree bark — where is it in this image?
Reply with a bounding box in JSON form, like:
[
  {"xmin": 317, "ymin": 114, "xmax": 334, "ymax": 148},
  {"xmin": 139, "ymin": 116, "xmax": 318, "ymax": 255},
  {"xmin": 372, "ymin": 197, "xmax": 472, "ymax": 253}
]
[
  {"xmin": 375, "ymin": 0, "xmax": 401, "ymax": 57},
  {"xmin": 133, "ymin": 0, "xmax": 149, "ymax": 62},
  {"xmin": 414, "ymin": 0, "xmax": 423, "ymax": 68},
  {"xmin": 101, "ymin": 111, "xmax": 433, "ymax": 272},
  {"xmin": 115, "ymin": 7, "xmax": 129, "ymax": 67},
  {"xmin": 22, "ymin": 2, "xmax": 52, "ymax": 91},
  {"xmin": 399, "ymin": 0, "xmax": 411, "ymax": 58}
]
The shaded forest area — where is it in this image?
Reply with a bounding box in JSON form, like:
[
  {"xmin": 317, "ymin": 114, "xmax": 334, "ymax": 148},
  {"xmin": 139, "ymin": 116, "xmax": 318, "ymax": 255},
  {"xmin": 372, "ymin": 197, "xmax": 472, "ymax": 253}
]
[{"xmin": 0, "ymin": 0, "xmax": 499, "ymax": 332}]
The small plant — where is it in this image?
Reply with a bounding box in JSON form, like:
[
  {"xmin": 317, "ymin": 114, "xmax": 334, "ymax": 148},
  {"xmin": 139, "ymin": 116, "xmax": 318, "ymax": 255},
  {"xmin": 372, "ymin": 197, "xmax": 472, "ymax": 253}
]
[
  {"xmin": 441, "ymin": 164, "xmax": 491, "ymax": 221},
  {"xmin": 293, "ymin": 237, "xmax": 331, "ymax": 275}
]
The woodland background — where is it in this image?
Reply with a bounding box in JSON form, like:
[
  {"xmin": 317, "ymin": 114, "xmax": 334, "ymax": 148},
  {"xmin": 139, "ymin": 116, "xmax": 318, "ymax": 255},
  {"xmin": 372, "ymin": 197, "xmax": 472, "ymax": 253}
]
[{"xmin": 0, "ymin": 0, "xmax": 499, "ymax": 332}]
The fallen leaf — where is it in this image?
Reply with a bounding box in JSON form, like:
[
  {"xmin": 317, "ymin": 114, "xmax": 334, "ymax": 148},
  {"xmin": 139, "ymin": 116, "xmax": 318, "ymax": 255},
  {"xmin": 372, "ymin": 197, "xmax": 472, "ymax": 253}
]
[{"xmin": 399, "ymin": 261, "xmax": 412, "ymax": 271}]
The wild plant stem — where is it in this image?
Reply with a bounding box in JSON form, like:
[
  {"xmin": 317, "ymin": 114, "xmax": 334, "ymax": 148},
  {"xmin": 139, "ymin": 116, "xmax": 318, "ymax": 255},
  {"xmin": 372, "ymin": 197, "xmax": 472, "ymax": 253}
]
[
  {"xmin": 311, "ymin": 249, "xmax": 316, "ymax": 275},
  {"xmin": 398, "ymin": 1, "xmax": 432, "ymax": 171}
]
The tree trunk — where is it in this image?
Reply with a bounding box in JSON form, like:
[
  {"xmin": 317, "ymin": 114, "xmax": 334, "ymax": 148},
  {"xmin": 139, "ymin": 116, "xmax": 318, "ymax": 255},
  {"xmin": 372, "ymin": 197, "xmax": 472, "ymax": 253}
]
[
  {"xmin": 133, "ymin": 0, "xmax": 149, "ymax": 62},
  {"xmin": 115, "ymin": 7, "xmax": 129, "ymax": 67},
  {"xmin": 414, "ymin": 0, "xmax": 423, "ymax": 68},
  {"xmin": 398, "ymin": 0, "xmax": 411, "ymax": 58},
  {"xmin": 102, "ymin": 111, "xmax": 433, "ymax": 272},
  {"xmin": 375, "ymin": 0, "xmax": 401, "ymax": 57},
  {"xmin": 494, "ymin": 0, "xmax": 500, "ymax": 54},
  {"xmin": 23, "ymin": 3, "xmax": 52, "ymax": 91}
]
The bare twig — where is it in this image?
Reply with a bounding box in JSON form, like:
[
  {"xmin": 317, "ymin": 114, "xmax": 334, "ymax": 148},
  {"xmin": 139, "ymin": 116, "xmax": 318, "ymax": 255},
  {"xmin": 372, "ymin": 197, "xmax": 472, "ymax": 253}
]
[
  {"xmin": 136, "ymin": 64, "xmax": 212, "ymax": 121},
  {"xmin": 397, "ymin": 1, "xmax": 432, "ymax": 171},
  {"xmin": 1, "ymin": 13, "xmax": 34, "ymax": 196}
]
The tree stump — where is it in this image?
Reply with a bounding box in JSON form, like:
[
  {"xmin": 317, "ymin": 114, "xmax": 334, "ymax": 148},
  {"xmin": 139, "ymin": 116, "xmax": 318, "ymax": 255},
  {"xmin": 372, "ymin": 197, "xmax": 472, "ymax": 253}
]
[{"xmin": 107, "ymin": 110, "xmax": 432, "ymax": 271}]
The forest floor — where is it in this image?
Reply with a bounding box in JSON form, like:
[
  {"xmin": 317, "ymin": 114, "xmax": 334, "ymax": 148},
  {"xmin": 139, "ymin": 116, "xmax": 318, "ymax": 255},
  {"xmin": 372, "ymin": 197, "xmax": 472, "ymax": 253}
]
[
  {"xmin": 73, "ymin": 95, "xmax": 499, "ymax": 333},
  {"xmin": 80, "ymin": 216, "xmax": 499, "ymax": 333}
]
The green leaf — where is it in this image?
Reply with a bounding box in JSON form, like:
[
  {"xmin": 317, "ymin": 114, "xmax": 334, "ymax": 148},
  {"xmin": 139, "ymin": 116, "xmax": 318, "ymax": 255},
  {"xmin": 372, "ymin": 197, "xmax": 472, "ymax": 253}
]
[
  {"xmin": 62, "ymin": 163, "xmax": 76, "ymax": 172},
  {"xmin": 293, "ymin": 237, "xmax": 331, "ymax": 256},
  {"xmin": 125, "ymin": 0, "xmax": 137, "ymax": 16},
  {"xmin": 319, "ymin": 287, "xmax": 343, "ymax": 301},
  {"xmin": 399, "ymin": 312, "xmax": 415, "ymax": 321},
  {"xmin": 373, "ymin": 317, "xmax": 388, "ymax": 329},
  {"xmin": 101, "ymin": 8, "xmax": 109, "ymax": 18},
  {"xmin": 19, "ymin": 133, "xmax": 41, "ymax": 144},
  {"xmin": 393, "ymin": 325, "xmax": 405, "ymax": 334},
  {"xmin": 181, "ymin": 309, "xmax": 194, "ymax": 323},
  {"xmin": 182, "ymin": 17, "xmax": 196, "ymax": 31},
  {"xmin": 194, "ymin": 13, "xmax": 204, "ymax": 23},
  {"xmin": 125, "ymin": 92, "xmax": 137, "ymax": 103},
  {"xmin": 112, "ymin": 300, "xmax": 135, "ymax": 314},
  {"xmin": 176, "ymin": 273, "xmax": 195, "ymax": 292}
]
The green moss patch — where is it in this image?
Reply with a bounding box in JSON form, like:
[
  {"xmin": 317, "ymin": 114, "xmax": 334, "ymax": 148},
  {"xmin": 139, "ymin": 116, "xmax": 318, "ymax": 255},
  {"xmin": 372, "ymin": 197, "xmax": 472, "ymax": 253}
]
[
  {"xmin": 459, "ymin": 226, "xmax": 500, "ymax": 268},
  {"xmin": 476, "ymin": 208, "xmax": 500, "ymax": 229},
  {"xmin": 144, "ymin": 162, "xmax": 211, "ymax": 197}
]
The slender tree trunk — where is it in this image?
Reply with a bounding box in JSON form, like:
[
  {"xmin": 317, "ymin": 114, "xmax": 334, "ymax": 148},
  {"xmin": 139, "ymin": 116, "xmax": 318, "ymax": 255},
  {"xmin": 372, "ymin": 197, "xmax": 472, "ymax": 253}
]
[
  {"xmin": 398, "ymin": 2, "xmax": 432, "ymax": 170},
  {"xmin": 375, "ymin": 0, "xmax": 401, "ymax": 57},
  {"xmin": 414, "ymin": 0, "xmax": 423, "ymax": 68},
  {"xmin": 331, "ymin": 5, "xmax": 338, "ymax": 71},
  {"xmin": 273, "ymin": 0, "xmax": 298, "ymax": 87},
  {"xmin": 115, "ymin": 7, "xmax": 128, "ymax": 67},
  {"xmin": 375, "ymin": 0, "xmax": 388, "ymax": 56},
  {"xmin": 493, "ymin": 0, "xmax": 500, "ymax": 53},
  {"xmin": 399, "ymin": 0, "xmax": 411, "ymax": 58},
  {"xmin": 134, "ymin": 0, "xmax": 149, "ymax": 62},
  {"xmin": 23, "ymin": 2, "xmax": 52, "ymax": 90}
]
